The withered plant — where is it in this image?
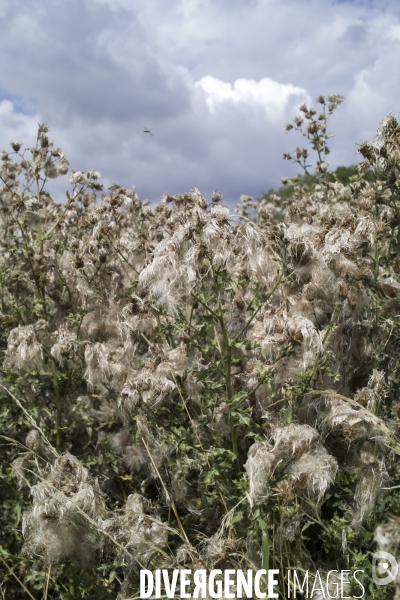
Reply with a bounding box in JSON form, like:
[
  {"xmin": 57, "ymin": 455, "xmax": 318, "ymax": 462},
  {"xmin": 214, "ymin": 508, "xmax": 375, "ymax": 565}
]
[{"xmin": 1, "ymin": 97, "xmax": 400, "ymax": 598}]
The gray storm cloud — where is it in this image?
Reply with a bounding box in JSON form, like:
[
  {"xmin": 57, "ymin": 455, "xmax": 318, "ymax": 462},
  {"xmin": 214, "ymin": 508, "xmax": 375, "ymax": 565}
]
[{"xmin": 1, "ymin": 0, "xmax": 400, "ymax": 208}]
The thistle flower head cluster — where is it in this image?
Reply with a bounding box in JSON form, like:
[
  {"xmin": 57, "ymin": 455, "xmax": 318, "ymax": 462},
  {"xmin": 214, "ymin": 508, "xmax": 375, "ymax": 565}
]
[
  {"xmin": 245, "ymin": 423, "xmax": 337, "ymax": 506},
  {"xmin": 2, "ymin": 102, "xmax": 400, "ymax": 598},
  {"xmin": 22, "ymin": 454, "xmax": 105, "ymax": 564}
]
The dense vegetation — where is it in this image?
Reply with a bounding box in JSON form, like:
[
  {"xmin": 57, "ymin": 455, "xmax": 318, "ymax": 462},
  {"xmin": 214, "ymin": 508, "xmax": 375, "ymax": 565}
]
[
  {"xmin": 1, "ymin": 94, "xmax": 400, "ymax": 599},
  {"xmin": 259, "ymin": 164, "xmax": 377, "ymax": 207}
]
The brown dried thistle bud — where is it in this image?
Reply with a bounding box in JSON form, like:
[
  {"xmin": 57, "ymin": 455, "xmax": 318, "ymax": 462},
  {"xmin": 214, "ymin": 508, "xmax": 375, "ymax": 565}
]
[
  {"xmin": 37, "ymin": 123, "xmax": 49, "ymax": 135},
  {"xmin": 99, "ymin": 250, "xmax": 108, "ymax": 263},
  {"xmin": 375, "ymin": 220, "xmax": 386, "ymax": 237},
  {"xmin": 317, "ymin": 95, "xmax": 325, "ymax": 104},
  {"xmin": 338, "ymin": 282, "xmax": 348, "ymax": 299},
  {"xmin": 212, "ymin": 190, "xmax": 223, "ymax": 203},
  {"xmin": 74, "ymin": 256, "xmax": 85, "ymax": 269},
  {"xmin": 58, "ymin": 160, "xmax": 69, "ymax": 175},
  {"xmin": 327, "ymin": 94, "xmax": 345, "ymax": 104},
  {"xmin": 39, "ymin": 135, "xmax": 50, "ymax": 148},
  {"xmin": 357, "ymin": 142, "xmax": 375, "ymax": 160},
  {"xmin": 316, "ymin": 162, "xmax": 328, "ymax": 174},
  {"xmin": 235, "ymin": 297, "xmax": 245, "ymax": 310},
  {"xmin": 355, "ymin": 266, "xmax": 372, "ymax": 281},
  {"xmin": 274, "ymin": 480, "xmax": 295, "ymax": 501},
  {"xmin": 110, "ymin": 195, "xmax": 122, "ymax": 208},
  {"xmin": 347, "ymin": 291, "xmax": 359, "ymax": 308},
  {"xmin": 283, "ymin": 152, "xmax": 292, "ymax": 160},
  {"xmin": 11, "ymin": 140, "xmax": 22, "ymax": 152},
  {"xmin": 358, "ymin": 160, "xmax": 370, "ymax": 173},
  {"xmin": 86, "ymin": 169, "xmax": 101, "ymax": 180},
  {"xmin": 284, "ymin": 124, "xmax": 294, "ymax": 131},
  {"xmin": 303, "ymin": 283, "xmax": 316, "ymax": 301}
]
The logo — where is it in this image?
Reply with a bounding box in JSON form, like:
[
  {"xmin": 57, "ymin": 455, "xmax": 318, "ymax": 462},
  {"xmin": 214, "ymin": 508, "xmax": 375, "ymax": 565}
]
[{"xmin": 372, "ymin": 551, "xmax": 398, "ymax": 586}]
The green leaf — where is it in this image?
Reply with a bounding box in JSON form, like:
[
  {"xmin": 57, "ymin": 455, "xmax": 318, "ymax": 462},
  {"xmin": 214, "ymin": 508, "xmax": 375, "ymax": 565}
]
[
  {"xmin": 230, "ymin": 391, "xmax": 248, "ymax": 406},
  {"xmin": 262, "ymin": 529, "xmax": 269, "ymax": 570},
  {"xmin": 109, "ymin": 570, "xmax": 116, "ymax": 583}
]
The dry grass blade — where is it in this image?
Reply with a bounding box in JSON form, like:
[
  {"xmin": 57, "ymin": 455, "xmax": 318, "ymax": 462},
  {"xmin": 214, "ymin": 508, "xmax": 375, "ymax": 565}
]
[
  {"xmin": 43, "ymin": 564, "xmax": 51, "ymax": 600},
  {"xmin": 0, "ymin": 384, "xmax": 58, "ymax": 459},
  {"xmin": 0, "ymin": 554, "xmax": 36, "ymax": 600},
  {"xmin": 141, "ymin": 436, "xmax": 189, "ymax": 544},
  {"xmin": 169, "ymin": 369, "xmax": 230, "ymax": 515},
  {"xmin": 72, "ymin": 504, "xmax": 147, "ymax": 569}
]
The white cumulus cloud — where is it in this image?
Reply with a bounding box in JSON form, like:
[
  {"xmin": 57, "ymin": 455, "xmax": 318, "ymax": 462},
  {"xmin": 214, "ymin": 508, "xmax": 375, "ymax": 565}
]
[
  {"xmin": 195, "ymin": 75, "xmax": 311, "ymax": 118},
  {"xmin": 0, "ymin": 100, "xmax": 40, "ymax": 150},
  {"xmin": 2, "ymin": 0, "xmax": 400, "ymax": 208}
]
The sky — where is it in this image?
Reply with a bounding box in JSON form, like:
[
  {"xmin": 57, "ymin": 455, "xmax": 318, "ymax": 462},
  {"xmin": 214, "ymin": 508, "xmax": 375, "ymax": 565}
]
[{"xmin": 1, "ymin": 0, "xmax": 400, "ymax": 210}]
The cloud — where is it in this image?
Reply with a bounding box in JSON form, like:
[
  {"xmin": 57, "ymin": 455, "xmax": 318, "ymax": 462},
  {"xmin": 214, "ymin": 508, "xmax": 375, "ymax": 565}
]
[
  {"xmin": 195, "ymin": 76, "xmax": 311, "ymax": 118},
  {"xmin": 0, "ymin": 99, "xmax": 40, "ymax": 149},
  {"xmin": 1, "ymin": 0, "xmax": 400, "ymax": 209}
]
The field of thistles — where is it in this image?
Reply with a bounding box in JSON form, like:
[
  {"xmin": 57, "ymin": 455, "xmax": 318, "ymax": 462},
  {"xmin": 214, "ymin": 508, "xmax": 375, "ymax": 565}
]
[{"xmin": 1, "ymin": 95, "xmax": 400, "ymax": 599}]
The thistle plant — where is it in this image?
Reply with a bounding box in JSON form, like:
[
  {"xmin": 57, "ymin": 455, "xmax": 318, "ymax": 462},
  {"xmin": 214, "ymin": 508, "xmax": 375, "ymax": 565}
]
[{"xmin": 1, "ymin": 97, "xmax": 400, "ymax": 599}]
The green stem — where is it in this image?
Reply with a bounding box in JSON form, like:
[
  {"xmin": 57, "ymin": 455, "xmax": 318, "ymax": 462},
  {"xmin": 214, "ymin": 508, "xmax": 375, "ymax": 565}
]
[
  {"xmin": 106, "ymin": 233, "xmax": 139, "ymax": 275},
  {"xmin": 186, "ymin": 303, "xmax": 195, "ymax": 354},
  {"xmin": 233, "ymin": 266, "xmax": 286, "ymax": 343},
  {"xmin": 190, "ymin": 291, "xmax": 220, "ymax": 318},
  {"xmin": 54, "ymin": 374, "xmax": 62, "ymax": 451}
]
